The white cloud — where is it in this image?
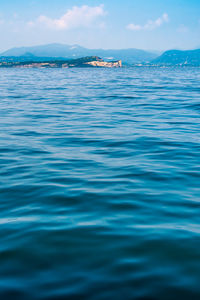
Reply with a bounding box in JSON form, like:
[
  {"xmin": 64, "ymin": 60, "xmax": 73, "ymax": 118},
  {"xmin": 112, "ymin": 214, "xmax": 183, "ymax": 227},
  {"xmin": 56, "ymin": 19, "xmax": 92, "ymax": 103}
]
[
  {"xmin": 29, "ymin": 5, "xmax": 106, "ymax": 30},
  {"xmin": 127, "ymin": 13, "xmax": 169, "ymax": 31},
  {"xmin": 177, "ymin": 25, "xmax": 189, "ymax": 33},
  {"xmin": 127, "ymin": 24, "xmax": 142, "ymax": 31}
]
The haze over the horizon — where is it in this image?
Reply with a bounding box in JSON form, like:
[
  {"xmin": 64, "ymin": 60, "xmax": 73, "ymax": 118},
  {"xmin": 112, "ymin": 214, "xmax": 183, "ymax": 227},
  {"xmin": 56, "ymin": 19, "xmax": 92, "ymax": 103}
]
[{"xmin": 0, "ymin": 0, "xmax": 199, "ymax": 52}]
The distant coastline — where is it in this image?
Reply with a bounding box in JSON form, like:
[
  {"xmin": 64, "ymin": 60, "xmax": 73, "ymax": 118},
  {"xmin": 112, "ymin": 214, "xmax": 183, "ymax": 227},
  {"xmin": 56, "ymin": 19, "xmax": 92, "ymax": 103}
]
[
  {"xmin": 1, "ymin": 44, "xmax": 200, "ymax": 67},
  {"xmin": 0, "ymin": 56, "xmax": 122, "ymax": 68}
]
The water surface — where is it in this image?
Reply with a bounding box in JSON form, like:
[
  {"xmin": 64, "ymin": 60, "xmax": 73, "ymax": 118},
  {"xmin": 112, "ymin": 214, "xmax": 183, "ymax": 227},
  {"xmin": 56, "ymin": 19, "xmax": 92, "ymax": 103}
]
[{"xmin": 0, "ymin": 67, "xmax": 200, "ymax": 300}]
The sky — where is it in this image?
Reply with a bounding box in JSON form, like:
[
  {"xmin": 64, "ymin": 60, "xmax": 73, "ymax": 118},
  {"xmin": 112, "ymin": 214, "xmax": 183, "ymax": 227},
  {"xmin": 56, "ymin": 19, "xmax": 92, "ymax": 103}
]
[{"xmin": 0, "ymin": 0, "xmax": 199, "ymax": 52}]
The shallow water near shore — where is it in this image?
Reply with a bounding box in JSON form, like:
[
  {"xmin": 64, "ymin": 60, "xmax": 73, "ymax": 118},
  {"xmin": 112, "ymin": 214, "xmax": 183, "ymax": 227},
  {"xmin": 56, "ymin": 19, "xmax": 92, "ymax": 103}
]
[{"xmin": 0, "ymin": 67, "xmax": 200, "ymax": 300}]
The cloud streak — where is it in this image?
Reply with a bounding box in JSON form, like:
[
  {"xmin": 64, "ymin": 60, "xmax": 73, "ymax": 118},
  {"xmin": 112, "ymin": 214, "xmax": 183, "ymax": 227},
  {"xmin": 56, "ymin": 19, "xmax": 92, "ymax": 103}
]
[
  {"xmin": 29, "ymin": 5, "xmax": 106, "ymax": 30},
  {"xmin": 127, "ymin": 13, "xmax": 169, "ymax": 31},
  {"xmin": 177, "ymin": 25, "xmax": 189, "ymax": 33}
]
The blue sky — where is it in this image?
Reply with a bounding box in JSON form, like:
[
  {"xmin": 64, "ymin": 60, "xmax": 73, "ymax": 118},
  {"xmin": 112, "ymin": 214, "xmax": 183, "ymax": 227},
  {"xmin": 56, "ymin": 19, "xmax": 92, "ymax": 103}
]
[{"xmin": 0, "ymin": 0, "xmax": 199, "ymax": 52}]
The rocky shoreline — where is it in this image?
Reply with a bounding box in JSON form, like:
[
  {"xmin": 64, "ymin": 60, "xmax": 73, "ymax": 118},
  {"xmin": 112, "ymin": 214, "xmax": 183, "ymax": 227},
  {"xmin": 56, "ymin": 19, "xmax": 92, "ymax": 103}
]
[{"xmin": 0, "ymin": 56, "xmax": 122, "ymax": 68}]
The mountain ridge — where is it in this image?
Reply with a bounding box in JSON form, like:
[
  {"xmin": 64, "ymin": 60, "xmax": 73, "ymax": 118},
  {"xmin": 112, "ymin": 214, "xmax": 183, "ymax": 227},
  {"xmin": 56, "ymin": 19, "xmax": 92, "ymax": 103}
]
[
  {"xmin": 152, "ymin": 49, "xmax": 200, "ymax": 66},
  {"xmin": 2, "ymin": 44, "xmax": 200, "ymax": 66},
  {"xmin": 0, "ymin": 43, "xmax": 157, "ymax": 64}
]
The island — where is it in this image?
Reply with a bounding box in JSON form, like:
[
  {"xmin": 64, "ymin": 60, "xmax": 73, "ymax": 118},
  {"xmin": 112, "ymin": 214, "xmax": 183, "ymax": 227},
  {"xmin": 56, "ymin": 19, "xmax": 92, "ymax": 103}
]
[{"xmin": 0, "ymin": 56, "xmax": 122, "ymax": 68}]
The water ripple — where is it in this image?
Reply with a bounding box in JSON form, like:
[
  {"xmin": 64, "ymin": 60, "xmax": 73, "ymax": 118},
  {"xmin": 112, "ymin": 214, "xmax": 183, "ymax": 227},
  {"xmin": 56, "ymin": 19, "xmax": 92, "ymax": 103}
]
[{"xmin": 0, "ymin": 67, "xmax": 200, "ymax": 300}]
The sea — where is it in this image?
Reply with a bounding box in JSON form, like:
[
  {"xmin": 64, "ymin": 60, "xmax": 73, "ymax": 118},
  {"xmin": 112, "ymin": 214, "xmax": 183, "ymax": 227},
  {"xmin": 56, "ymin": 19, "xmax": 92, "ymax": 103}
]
[{"xmin": 0, "ymin": 67, "xmax": 200, "ymax": 300}]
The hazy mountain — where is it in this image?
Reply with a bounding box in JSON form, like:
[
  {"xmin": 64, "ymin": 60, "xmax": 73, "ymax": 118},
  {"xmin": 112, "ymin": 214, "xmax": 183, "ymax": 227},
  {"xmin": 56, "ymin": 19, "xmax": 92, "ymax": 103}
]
[
  {"xmin": 0, "ymin": 53, "xmax": 69, "ymax": 63},
  {"xmin": 0, "ymin": 43, "xmax": 158, "ymax": 64},
  {"xmin": 152, "ymin": 49, "xmax": 200, "ymax": 66},
  {"xmin": 1, "ymin": 44, "xmax": 87, "ymax": 58}
]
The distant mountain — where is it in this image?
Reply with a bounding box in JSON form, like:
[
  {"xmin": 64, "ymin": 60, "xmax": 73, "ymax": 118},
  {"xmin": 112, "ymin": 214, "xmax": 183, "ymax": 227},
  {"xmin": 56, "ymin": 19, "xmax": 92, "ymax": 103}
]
[
  {"xmin": 0, "ymin": 43, "xmax": 157, "ymax": 64},
  {"xmin": 152, "ymin": 49, "xmax": 200, "ymax": 66},
  {"xmin": 1, "ymin": 44, "xmax": 87, "ymax": 58},
  {"xmin": 0, "ymin": 54, "xmax": 69, "ymax": 63}
]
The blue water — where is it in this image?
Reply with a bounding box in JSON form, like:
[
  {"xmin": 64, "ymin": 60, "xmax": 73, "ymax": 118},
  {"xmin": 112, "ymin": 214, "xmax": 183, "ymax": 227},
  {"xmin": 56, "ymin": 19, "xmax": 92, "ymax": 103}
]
[{"xmin": 0, "ymin": 67, "xmax": 200, "ymax": 300}]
